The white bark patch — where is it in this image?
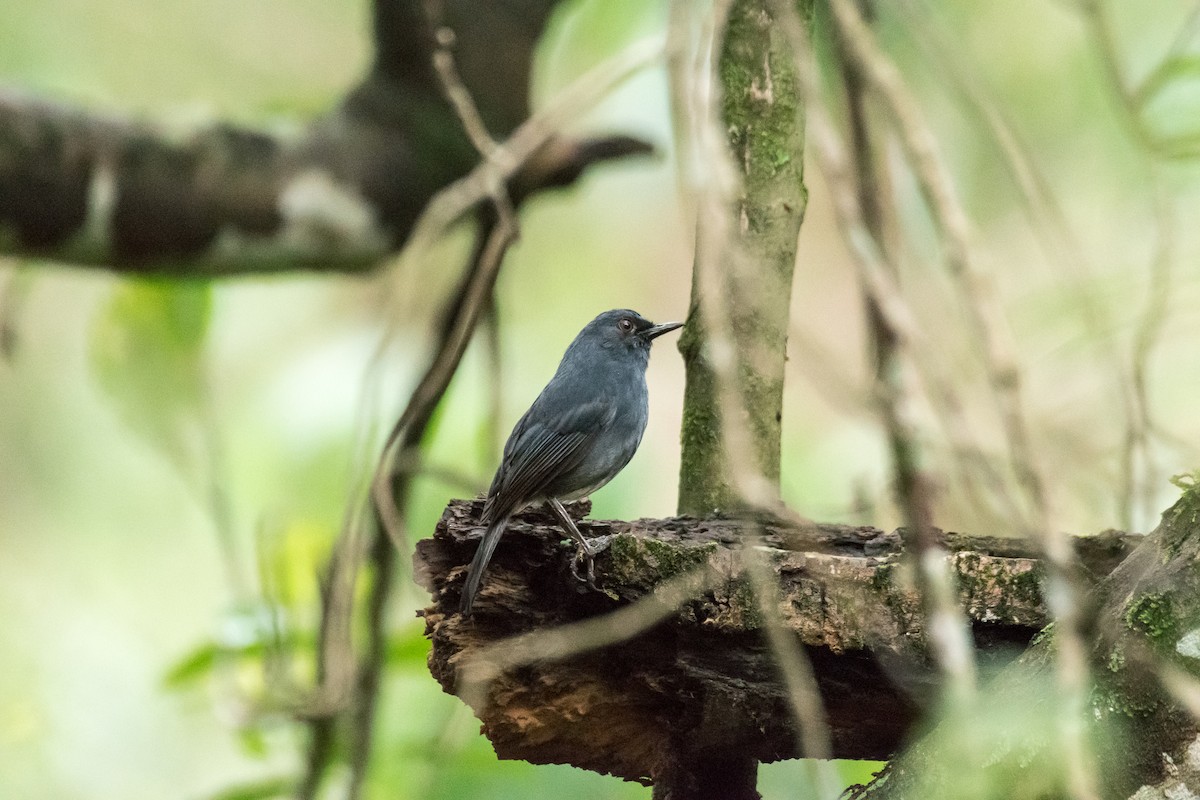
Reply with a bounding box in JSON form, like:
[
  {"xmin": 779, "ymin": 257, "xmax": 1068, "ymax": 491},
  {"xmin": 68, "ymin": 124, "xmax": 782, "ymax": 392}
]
[
  {"xmin": 748, "ymin": 53, "xmax": 774, "ymax": 104},
  {"xmin": 1186, "ymin": 735, "xmax": 1200, "ymax": 771},
  {"xmin": 1176, "ymin": 628, "xmax": 1200, "ymax": 659},
  {"xmin": 276, "ymin": 169, "xmax": 390, "ymax": 257},
  {"xmin": 59, "ymin": 162, "xmax": 116, "ymax": 262},
  {"xmin": 197, "ymin": 170, "xmax": 390, "ymax": 271},
  {"xmin": 85, "ymin": 163, "xmax": 116, "ymax": 241}
]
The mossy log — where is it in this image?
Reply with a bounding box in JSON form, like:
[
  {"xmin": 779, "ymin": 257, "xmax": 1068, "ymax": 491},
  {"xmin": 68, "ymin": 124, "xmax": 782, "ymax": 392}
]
[
  {"xmin": 844, "ymin": 485, "xmax": 1200, "ymax": 800},
  {"xmin": 413, "ymin": 498, "xmax": 1140, "ymax": 794}
]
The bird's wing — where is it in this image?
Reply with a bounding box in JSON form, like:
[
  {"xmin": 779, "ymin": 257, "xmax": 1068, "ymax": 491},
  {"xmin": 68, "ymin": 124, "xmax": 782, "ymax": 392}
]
[{"xmin": 481, "ymin": 397, "xmax": 613, "ymax": 523}]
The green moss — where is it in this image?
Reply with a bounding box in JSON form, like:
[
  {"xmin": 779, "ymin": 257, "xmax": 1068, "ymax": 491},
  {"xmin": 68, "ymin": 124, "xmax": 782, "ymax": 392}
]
[
  {"xmin": 1161, "ymin": 472, "xmax": 1200, "ymax": 559},
  {"xmin": 1091, "ymin": 682, "xmax": 1160, "ymax": 719},
  {"xmin": 1105, "ymin": 644, "xmax": 1126, "ymax": 673},
  {"xmin": 605, "ymin": 534, "xmax": 717, "ymax": 585},
  {"xmin": 954, "ymin": 552, "xmax": 1044, "ymax": 624},
  {"xmin": 869, "ymin": 561, "xmax": 896, "ymax": 593},
  {"xmin": 1030, "ymin": 621, "xmax": 1056, "ymax": 648},
  {"xmin": 1123, "ymin": 592, "xmax": 1178, "ymax": 642},
  {"xmin": 718, "ymin": 3, "xmax": 804, "ymax": 184},
  {"xmin": 676, "ymin": 318, "xmax": 732, "ymax": 515},
  {"xmin": 1168, "ymin": 470, "xmax": 1200, "ymax": 499}
]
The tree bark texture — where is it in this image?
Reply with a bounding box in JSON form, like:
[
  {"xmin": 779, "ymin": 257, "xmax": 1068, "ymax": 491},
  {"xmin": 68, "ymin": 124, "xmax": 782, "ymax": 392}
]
[
  {"xmin": 414, "ymin": 498, "xmax": 1142, "ymax": 790},
  {"xmin": 677, "ymin": 0, "xmax": 811, "ymax": 516},
  {"xmin": 0, "ymin": 0, "xmax": 650, "ymax": 275}
]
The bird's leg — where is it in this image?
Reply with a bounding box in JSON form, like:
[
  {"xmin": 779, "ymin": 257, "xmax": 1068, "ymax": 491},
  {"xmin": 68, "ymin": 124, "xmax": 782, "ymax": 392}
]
[{"xmin": 547, "ymin": 497, "xmax": 599, "ymax": 589}]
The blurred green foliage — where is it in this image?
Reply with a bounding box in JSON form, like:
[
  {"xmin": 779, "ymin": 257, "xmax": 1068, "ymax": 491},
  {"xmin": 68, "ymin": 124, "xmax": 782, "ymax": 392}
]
[{"xmin": 91, "ymin": 280, "xmax": 212, "ymax": 474}]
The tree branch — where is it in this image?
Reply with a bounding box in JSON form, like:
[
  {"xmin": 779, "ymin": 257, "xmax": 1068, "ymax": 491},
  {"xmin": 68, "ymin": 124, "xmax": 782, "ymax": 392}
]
[{"xmin": 0, "ymin": 1, "xmax": 653, "ymax": 275}]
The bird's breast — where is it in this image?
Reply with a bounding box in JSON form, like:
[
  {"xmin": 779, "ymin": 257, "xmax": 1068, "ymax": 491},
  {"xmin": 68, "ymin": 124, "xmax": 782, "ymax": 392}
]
[{"xmin": 546, "ymin": 391, "xmax": 647, "ymax": 502}]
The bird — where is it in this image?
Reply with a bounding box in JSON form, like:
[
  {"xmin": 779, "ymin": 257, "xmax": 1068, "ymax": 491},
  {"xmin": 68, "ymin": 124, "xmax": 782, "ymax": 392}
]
[{"xmin": 459, "ymin": 309, "xmax": 683, "ymax": 615}]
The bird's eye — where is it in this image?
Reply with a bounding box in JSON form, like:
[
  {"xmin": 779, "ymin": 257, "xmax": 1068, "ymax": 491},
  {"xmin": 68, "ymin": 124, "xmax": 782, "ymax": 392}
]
[{"xmin": 618, "ymin": 318, "xmax": 634, "ymax": 333}]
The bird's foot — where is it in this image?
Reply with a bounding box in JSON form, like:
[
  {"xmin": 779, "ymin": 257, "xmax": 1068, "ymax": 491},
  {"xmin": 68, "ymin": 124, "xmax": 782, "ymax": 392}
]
[
  {"xmin": 568, "ymin": 535, "xmax": 613, "ymax": 590},
  {"xmin": 569, "ymin": 548, "xmax": 597, "ymax": 590}
]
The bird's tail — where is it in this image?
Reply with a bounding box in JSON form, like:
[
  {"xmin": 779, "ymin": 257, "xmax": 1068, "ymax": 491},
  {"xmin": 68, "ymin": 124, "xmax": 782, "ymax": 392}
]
[{"xmin": 460, "ymin": 517, "xmax": 507, "ymax": 616}]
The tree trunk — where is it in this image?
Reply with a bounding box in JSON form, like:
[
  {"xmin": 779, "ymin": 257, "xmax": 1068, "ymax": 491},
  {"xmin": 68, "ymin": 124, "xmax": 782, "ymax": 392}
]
[{"xmin": 676, "ymin": 0, "xmax": 812, "ymax": 517}]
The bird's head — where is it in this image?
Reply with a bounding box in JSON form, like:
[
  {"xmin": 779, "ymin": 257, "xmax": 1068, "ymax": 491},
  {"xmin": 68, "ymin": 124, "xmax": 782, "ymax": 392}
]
[{"xmin": 581, "ymin": 309, "xmax": 684, "ymax": 355}]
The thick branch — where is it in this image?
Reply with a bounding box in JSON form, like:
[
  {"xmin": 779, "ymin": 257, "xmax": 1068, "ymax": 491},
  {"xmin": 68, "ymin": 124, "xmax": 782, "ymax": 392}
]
[
  {"xmin": 414, "ymin": 499, "xmax": 1140, "ymax": 787},
  {"xmin": 0, "ymin": 87, "xmax": 452, "ymax": 274},
  {"xmin": 0, "ymin": 1, "xmax": 651, "ymax": 275}
]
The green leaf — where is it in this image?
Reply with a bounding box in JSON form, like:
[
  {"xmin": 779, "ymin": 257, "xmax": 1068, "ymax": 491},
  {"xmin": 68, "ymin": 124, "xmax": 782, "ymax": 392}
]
[
  {"xmin": 90, "ymin": 278, "xmax": 213, "ymax": 472},
  {"xmin": 163, "ymin": 641, "xmax": 220, "ymax": 688},
  {"xmin": 164, "ymin": 621, "xmax": 321, "ymax": 691},
  {"xmin": 1140, "ymin": 54, "xmax": 1200, "ymax": 107},
  {"xmin": 237, "ymin": 725, "xmax": 270, "ymax": 758},
  {"xmin": 204, "ymin": 775, "xmax": 294, "ymax": 800}
]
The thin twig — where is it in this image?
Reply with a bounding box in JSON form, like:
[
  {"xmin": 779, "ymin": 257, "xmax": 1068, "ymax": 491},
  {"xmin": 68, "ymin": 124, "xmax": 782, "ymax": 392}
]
[
  {"xmin": 349, "ymin": 213, "xmax": 517, "ymax": 800},
  {"xmin": 401, "ymin": 35, "xmax": 664, "ymax": 263},
  {"xmin": 343, "ymin": 518, "xmax": 397, "ymax": 800},
  {"xmin": 198, "ymin": 376, "xmax": 250, "ymax": 604},
  {"xmin": 836, "ymin": 0, "xmax": 1035, "ymax": 547},
  {"xmin": 770, "ymin": 0, "xmax": 979, "ymax": 705},
  {"xmin": 482, "ymin": 297, "xmax": 503, "ymax": 469},
  {"xmin": 298, "ymin": 212, "xmax": 516, "ymax": 800},
  {"xmin": 742, "ymin": 530, "xmax": 842, "ymax": 797},
  {"xmin": 1075, "ymin": 1, "xmax": 1183, "ymax": 531},
  {"xmin": 369, "ymin": 209, "xmax": 516, "ymax": 556},
  {"xmin": 828, "ymin": 3, "xmax": 1102, "ymax": 796},
  {"xmin": 423, "ymin": 7, "xmax": 509, "ymax": 168},
  {"xmin": 305, "ymin": 14, "xmax": 526, "ymax": 794},
  {"xmin": 832, "ymin": 0, "xmax": 986, "ymax": 705},
  {"xmin": 828, "ymin": 0, "xmax": 1051, "ymax": 535}
]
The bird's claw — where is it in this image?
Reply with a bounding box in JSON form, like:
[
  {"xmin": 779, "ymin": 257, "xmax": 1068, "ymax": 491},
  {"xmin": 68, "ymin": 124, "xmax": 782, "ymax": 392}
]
[
  {"xmin": 569, "ymin": 547, "xmax": 598, "ymax": 590},
  {"xmin": 567, "ymin": 535, "xmax": 612, "ymax": 591}
]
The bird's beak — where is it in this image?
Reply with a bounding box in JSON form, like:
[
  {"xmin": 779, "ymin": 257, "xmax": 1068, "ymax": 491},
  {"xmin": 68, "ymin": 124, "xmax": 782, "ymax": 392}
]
[{"xmin": 643, "ymin": 321, "xmax": 684, "ymax": 341}]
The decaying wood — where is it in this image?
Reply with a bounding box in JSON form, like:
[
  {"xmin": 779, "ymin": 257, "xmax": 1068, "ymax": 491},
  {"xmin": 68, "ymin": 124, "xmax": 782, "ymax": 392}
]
[
  {"xmin": 414, "ymin": 498, "xmax": 1141, "ymax": 787},
  {"xmin": 851, "ymin": 487, "xmax": 1200, "ymax": 800}
]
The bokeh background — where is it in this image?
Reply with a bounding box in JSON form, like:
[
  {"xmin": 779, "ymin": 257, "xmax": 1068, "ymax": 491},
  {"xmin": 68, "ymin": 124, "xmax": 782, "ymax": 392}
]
[{"xmin": 3, "ymin": 0, "xmax": 1200, "ymax": 798}]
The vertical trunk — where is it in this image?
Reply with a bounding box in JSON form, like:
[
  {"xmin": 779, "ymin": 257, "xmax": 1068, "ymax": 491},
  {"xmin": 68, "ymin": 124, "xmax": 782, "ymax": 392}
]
[
  {"xmin": 677, "ymin": 0, "xmax": 812, "ymax": 517},
  {"xmin": 652, "ymin": 750, "xmax": 761, "ymax": 800}
]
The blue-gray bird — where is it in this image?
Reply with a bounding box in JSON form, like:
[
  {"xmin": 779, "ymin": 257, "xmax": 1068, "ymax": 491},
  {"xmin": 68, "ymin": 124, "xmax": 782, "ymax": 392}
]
[{"xmin": 459, "ymin": 309, "xmax": 683, "ymax": 615}]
